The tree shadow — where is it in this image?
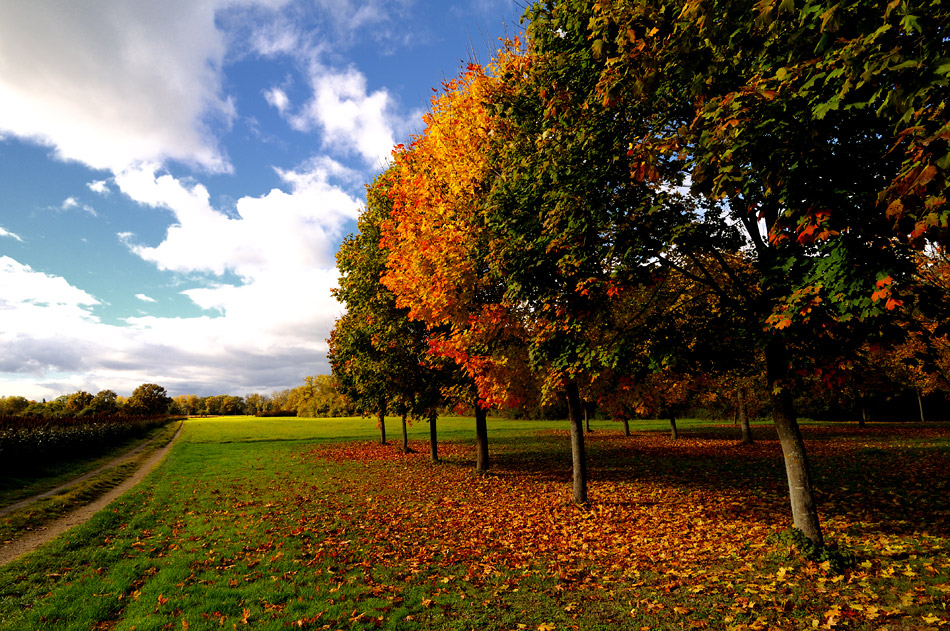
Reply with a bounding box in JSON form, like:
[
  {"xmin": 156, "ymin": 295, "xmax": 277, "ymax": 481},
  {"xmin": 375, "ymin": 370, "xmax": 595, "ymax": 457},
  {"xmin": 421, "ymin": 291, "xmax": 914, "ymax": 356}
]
[{"xmin": 480, "ymin": 424, "xmax": 950, "ymax": 538}]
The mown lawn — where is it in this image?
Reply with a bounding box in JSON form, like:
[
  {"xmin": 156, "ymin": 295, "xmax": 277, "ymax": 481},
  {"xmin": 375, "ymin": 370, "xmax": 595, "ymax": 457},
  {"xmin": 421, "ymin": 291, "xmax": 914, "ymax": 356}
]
[{"xmin": 0, "ymin": 416, "xmax": 946, "ymax": 630}]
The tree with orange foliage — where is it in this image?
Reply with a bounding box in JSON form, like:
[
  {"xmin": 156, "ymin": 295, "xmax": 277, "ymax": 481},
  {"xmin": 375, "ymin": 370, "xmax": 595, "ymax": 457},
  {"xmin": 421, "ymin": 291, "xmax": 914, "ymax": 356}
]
[
  {"xmin": 330, "ymin": 174, "xmax": 457, "ymax": 459},
  {"xmin": 379, "ymin": 56, "xmax": 536, "ymax": 473}
]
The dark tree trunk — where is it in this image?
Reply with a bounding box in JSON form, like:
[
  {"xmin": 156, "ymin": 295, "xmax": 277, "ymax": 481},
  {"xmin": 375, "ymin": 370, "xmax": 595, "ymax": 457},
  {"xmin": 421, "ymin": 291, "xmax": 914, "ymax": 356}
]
[
  {"xmin": 566, "ymin": 381, "xmax": 588, "ymax": 505},
  {"xmin": 917, "ymin": 390, "xmax": 926, "ymax": 422},
  {"xmin": 766, "ymin": 338, "xmax": 824, "ymax": 546},
  {"xmin": 401, "ymin": 414, "xmax": 410, "ymax": 453},
  {"xmin": 622, "ymin": 417, "xmax": 630, "ymax": 437},
  {"xmin": 738, "ymin": 388, "xmax": 753, "ymax": 445},
  {"xmin": 475, "ymin": 405, "xmax": 489, "ymax": 473},
  {"xmin": 669, "ymin": 410, "xmax": 679, "ymax": 440},
  {"xmin": 859, "ymin": 405, "xmax": 867, "ymax": 428},
  {"xmin": 377, "ymin": 404, "xmax": 387, "ymax": 445},
  {"xmin": 584, "ymin": 404, "xmax": 592, "ymax": 433},
  {"xmin": 429, "ymin": 412, "xmax": 439, "ymax": 463}
]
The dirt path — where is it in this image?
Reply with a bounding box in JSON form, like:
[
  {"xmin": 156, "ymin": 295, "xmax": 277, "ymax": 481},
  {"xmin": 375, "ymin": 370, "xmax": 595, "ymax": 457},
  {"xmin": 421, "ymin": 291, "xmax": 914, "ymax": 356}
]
[
  {"xmin": 0, "ymin": 422, "xmax": 183, "ymax": 567},
  {"xmin": 0, "ymin": 427, "xmax": 174, "ymax": 519}
]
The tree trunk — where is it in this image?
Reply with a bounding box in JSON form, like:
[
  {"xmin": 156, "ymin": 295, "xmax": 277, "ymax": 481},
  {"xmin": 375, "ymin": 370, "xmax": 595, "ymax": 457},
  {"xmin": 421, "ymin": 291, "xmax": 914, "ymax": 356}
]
[
  {"xmin": 584, "ymin": 403, "xmax": 592, "ymax": 433},
  {"xmin": 622, "ymin": 417, "xmax": 630, "ymax": 437},
  {"xmin": 766, "ymin": 338, "xmax": 824, "ymax": 546},
  {"xmin": 566, "ymin": 381, "xmax": 588, "ymax": 505},
  {"xmin": 917, "ymin": 390, "xmax": 926, "ymax": 423},
  {"xmin": 738, "ymin": 388, "xmax": 753, "ymax": 445},
  {"xmin": 475, "ymin": 405, "xmax": 489, "ymax": 473},
  {"xmin": 669, "ymin": 410, "xmax": 679, "ymax": 440},
  {"xmin": 377, "ymin": 404, "xmax": 387, "ymax": 445},
  {"xmin": 429, "ymin": 412, "xmax": 439, "ymax": 463},
  {"xmin": 859, "ymin": 405, "xmax": 867, "ymax": 429},
  {"xmin": 401, "ymin": 414, "xmax": 410, "ymax": 453}
]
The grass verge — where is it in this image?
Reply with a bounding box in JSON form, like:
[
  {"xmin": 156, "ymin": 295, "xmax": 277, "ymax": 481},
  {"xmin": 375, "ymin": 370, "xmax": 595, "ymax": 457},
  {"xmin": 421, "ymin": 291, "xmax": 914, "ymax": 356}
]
[
  {"xmin": 0, "ymin": 416, "xmax": 945, "ymax": 630},
  {"xmin": 0, "ymin": 420, "xmax": 178, "ymax": 509},
  {"xmin": 0, "ymin": 421, "xmax": 180, "ymax": 544}
]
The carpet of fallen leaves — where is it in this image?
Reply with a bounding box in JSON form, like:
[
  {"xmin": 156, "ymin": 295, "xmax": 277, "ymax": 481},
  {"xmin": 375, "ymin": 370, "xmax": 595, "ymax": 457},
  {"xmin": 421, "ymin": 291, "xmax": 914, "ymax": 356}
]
[{"xmin": 301, "ymin": 424, "xmax": 950, "ymax": 630}]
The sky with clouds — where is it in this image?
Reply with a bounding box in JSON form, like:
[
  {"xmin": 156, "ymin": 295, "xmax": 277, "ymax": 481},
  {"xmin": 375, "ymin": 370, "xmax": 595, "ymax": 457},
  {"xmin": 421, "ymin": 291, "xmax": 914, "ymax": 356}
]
[{"xmin": 0, "ymin": 0, "xmax": 523, "ymax": 400}]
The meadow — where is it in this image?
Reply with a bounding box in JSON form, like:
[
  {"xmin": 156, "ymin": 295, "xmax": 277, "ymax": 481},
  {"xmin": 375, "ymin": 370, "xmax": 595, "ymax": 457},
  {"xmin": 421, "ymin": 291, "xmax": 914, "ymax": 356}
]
[{"xmin": 0, "ymin": 415, "xmax": 946, "ymax": 630}]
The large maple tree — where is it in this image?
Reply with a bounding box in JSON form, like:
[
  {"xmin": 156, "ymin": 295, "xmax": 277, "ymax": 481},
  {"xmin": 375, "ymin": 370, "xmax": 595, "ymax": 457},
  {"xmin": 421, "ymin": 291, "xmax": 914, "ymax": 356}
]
[{"xmin": 378, "ymin": 58, "xmax": 538, "ymax": 472}]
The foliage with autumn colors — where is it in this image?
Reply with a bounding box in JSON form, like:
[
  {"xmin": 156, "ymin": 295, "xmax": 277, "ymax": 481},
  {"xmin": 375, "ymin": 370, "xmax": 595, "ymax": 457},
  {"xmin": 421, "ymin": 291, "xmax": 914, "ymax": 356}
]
[
  {"xmin": 329, "ymin": 175, "xmax": 457, "ymax": 440},
  {"xmin": 378, "ymin": 55, "xmax": 537, "ymax": 412},
  {"xmin": 329, "ymin": 0, "xmax": 950, "ymax": 549},
  {"xmin": 2, "ymin": 417, "xmax": 946, "ymax": 630}
]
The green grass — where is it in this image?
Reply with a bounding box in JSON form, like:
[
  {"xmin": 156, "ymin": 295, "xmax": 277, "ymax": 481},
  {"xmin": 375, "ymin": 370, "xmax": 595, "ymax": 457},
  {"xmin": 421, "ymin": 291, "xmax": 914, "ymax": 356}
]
[
  {"xmin": 0, "ymin": 421, "xmax": 176, "ymax": 509},
  {"xmin": 0, "ymin": 422, "xmax": 181, "ymax": 544},
  {"xmin": 0, "ymin": 416, "xmax": 946, "ymax": 630}
]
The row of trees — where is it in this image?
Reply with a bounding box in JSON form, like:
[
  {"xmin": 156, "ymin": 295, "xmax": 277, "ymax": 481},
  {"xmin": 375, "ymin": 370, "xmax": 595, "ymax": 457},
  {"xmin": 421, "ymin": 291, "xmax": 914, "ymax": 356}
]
[
  {"xmin": 170, "ymin": 376, "xmax": 356, "ymax": 418},
  {"xmin": 0, "ymin": 383, "xmax": 172, "ymax": 419},
  {"xmin": 1, "ymin": 377, "xmax": 358, "ymax": 422},
  {"xmin": 329, "ymin": 0, "xmax": 950, "ymax": 548}
]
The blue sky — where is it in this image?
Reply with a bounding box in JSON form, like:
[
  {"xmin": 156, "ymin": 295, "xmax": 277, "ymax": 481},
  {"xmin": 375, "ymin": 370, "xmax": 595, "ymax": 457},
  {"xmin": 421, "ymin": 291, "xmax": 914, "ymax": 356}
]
[{"xmin": 0, "ymin": 0, "xmax": 524, "ymax": 400}]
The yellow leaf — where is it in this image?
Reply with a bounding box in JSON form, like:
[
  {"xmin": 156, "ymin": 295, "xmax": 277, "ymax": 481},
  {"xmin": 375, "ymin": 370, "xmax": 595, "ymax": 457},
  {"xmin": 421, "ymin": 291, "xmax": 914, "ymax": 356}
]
[{"xmin": 538, "ymin": 624, "xmax": 556, "ymax": 631}]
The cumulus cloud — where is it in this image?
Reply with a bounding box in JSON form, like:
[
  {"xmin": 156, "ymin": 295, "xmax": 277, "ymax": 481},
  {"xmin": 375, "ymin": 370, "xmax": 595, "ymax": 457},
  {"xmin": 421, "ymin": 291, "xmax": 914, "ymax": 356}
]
[
  {"xmin": 288, "ymin": 65, "xmax": 401, "ymax": 166},
  {"xmin": 106, "ymin": 160, "xmax": 357, "ymax": 385},
  {"xmin": 87, "ymin": 180, "xmax": 111, "ymax": 195},
  {"xmin": 0, "ymin": 0, "xmax": 244, "ymax": 172},
  {"xmin": 115, "ymin": 159, "xmax": 360, "ymax": 276},
  {"xmin": 0, "ymin": 256, "xmax": 100, "ymax": 313},
  {"xmin": 0, "ymin": 226, "xmax": 23, "ymax": 241},
  {"xmin": 135, "ymin": 294, "xmax": 157, "ymax": 303},
  {"xmin": 0, "ymin": 249, "xmax": 338, "ymax": 399},
  {"xmin": 264, "ymin": 87, "xmax": 291, "ymax": 114}
]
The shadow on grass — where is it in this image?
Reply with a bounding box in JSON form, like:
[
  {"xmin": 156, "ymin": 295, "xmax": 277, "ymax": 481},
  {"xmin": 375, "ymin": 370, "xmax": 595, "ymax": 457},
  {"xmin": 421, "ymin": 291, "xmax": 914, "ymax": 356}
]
[{"xmin": 455, "ymin": 423, "xmax": 950, "ymax": 538}]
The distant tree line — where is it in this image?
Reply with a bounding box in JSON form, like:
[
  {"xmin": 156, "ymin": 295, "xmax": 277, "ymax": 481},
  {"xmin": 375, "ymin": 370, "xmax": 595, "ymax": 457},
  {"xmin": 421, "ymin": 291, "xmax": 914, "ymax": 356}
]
[
  {"xmin": 0, "ymin": 383, "xmax": 173, "ymax": 421},
  {"xmin": 1, "ymin": 377, "xmax": 363, "ymax": 422},
  {"xmin": 170, "ymin": 375, "xmax": 356, "ymax": 419}
]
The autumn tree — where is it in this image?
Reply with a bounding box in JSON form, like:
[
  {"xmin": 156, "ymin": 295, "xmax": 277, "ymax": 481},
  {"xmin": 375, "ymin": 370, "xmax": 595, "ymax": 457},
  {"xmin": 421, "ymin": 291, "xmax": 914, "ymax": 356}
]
[
  {"xmin": 508, "ymin": 0, "xmax": 949, "ymax": 544},
  {"xmin": 379, "ymin": 59, "xmax": 536, "ymax": 472},
  {"xmin": 88, "ymin": 389, "xmax": 120, "ymax": 415},
  {"xmin": 126, "ymin": 383, "xmax": 171, "ymax": 416},
  {"xmin": 330, "ymin": 173, "xmax": 456, "ymax": 457}
]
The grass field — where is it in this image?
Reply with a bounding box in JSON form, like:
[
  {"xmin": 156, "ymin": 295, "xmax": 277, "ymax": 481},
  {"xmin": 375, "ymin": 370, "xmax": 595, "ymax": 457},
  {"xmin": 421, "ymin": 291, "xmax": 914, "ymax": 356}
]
[{"xmin": 0, "ymin": 415, "xmax": 947, "ymax": 630}]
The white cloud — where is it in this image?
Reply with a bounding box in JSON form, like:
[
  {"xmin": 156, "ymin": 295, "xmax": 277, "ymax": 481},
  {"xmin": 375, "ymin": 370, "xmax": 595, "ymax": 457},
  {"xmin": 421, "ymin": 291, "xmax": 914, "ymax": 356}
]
[
  {"xmin": 264, "ymin": 87, "xmax": 291, "ymax": 114},
  {"xmin": 104, "ymin": 160, "xmax": 357, "ymax": 385},
  {"xmin": 0, "ymin": 256, "xmax": 99, "ymax": 312},
  {"xmin": 61, "ymin": 197, "xmax": 98, "ymax": 217},
  {"xmin": 116, "ymin": 160, "xmax": 360, "ymax": 277},
  {"xmin": 0, "ymin": 0, "xmax": 249, "ymax": 173},
  {"xmin": 0, "ymin": 249, "xmax": 338, "ymax": 400},
  {"xmin": 289, "ymin": 65, "xmax": 400, "ymax": 166},
  {"xmin": 0, "ymin": 226, "xmax": 23, "ymax": 241},
  {"xmin": 87, "ymin": 180, "xmax": 111, "ymax": 195},
  {"xmin": 135, "ymin": 293, "xmax": 157, "ymax": 303}
]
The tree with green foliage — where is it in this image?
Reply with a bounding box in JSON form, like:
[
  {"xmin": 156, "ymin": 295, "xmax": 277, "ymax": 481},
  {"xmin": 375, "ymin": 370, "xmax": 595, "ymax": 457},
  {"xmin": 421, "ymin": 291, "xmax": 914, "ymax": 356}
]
[
  {"xmin": 88, "ymin": 389, "xmax": 119, "ymax": 415},
  {"xmin": 126, "ymin": 383, "xmax": 171, "ymax": 416},
  {"xmin": 500, "ymin": 0, "xmax": 949, "ymax": 544},
  {"xmin": 330, "ymin": 173, "xmax": 456, "ymax": 457}
]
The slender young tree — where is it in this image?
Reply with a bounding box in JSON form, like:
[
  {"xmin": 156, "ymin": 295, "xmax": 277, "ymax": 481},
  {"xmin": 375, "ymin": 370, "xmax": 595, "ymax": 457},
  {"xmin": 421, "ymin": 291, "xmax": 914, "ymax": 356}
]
[{"xmin": 329, "ymin": 173, "xmax": 453, "ymax": 447}]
